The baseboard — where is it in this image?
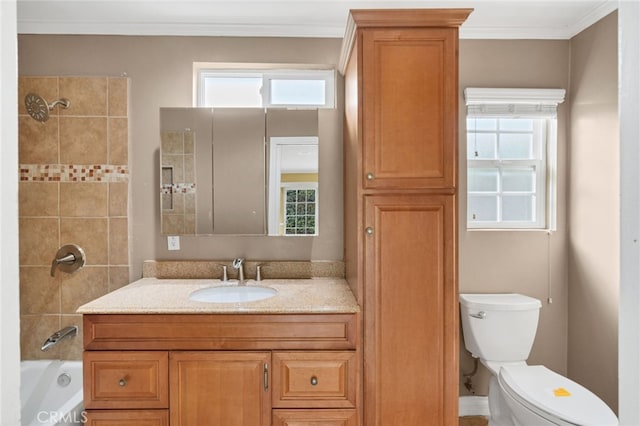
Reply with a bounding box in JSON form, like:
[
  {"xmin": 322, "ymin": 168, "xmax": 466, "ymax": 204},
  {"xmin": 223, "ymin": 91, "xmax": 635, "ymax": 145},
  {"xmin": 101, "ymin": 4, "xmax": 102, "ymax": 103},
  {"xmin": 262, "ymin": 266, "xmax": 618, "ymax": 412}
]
[{"xmin": 459, "ymin": 395, "xmax": 490, "ymax": 417}]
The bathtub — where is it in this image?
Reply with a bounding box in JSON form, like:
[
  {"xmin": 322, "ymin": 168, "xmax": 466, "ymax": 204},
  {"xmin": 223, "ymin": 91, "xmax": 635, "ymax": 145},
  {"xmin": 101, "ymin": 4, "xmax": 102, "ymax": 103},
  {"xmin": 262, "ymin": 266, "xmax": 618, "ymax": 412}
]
[{"xmin": 20, "ymin": 361, "xmax": 84, "ymax": 426}]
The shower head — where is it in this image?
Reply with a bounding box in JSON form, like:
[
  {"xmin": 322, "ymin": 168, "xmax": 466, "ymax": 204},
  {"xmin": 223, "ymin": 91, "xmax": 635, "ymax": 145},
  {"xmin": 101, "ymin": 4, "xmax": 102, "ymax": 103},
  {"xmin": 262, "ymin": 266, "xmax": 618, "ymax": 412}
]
[{"xmin": 24, "ymin": 93, "xmax": 70, "ymax": 122}]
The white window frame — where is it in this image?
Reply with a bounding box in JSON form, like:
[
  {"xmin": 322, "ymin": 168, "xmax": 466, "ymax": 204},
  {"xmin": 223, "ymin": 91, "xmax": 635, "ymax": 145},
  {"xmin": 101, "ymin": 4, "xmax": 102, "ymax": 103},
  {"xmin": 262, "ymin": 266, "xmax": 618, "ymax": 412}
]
[
  {"xmin": 464, "ymin": 88, "xmax": 566, "ymax": 230},
  {"xmin": 268, "ymin": 136, "xmax": 318, "ymax": 235},
  {"xmin": 194, "ymin": 63, "xmax": 335, "ymax": 108}
]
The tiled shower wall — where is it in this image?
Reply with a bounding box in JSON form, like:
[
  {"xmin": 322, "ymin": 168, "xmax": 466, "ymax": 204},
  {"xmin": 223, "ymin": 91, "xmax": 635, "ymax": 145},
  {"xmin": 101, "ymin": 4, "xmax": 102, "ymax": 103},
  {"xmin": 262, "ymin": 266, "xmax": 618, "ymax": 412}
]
[{"xmin": 18, "ymin": 76, "xmax": 130, "ymax": 360}]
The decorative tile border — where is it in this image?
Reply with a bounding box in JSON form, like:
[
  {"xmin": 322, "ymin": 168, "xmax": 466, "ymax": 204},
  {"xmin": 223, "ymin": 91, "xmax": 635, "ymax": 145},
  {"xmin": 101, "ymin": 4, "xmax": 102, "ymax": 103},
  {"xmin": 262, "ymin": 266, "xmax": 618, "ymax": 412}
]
[
  {"xmin": 160, "ymin": 183, "xmax": 196, "ymax": 194},
  {"xmin": 19, "ymin": 164, "xmax": 129, "ymax": 182}
]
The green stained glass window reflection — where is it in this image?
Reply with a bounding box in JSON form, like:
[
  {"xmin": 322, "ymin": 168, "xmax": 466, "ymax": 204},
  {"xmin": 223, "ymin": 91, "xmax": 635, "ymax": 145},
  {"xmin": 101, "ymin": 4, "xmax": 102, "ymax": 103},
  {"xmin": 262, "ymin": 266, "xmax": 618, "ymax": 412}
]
[{"xmin": 284, "ymin": 188, "xmax": 318, "ymax": 235}]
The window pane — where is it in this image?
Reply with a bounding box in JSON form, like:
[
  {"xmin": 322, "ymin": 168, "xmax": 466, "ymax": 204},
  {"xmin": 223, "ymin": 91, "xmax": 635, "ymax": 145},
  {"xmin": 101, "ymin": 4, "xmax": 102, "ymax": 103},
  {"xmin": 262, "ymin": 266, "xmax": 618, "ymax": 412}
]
[
  {"xmin": 499, "ymin": 133, "xmax": 533, "ymax": 159},
  {"xmin": 270, "ymin": 79, "xmax": 326, "ymax": 105},
  {"xmin": 502, "ymin": 195, "xmax": 534, "ymax": 221},
  {"xmin": 502, "ymin": 168, "xmax": 535, "ymax": 192},
  {"xmin": 468, "ymin": 168, "xmax": 498, "ymax": 192},
  {"xmin": 499, "ymin": 118, "xmax": 533, "ymax": 131},
  {"xmin": 468, "ymin": 195, "xmax": 498, "ymax": 222},
  {"xmin": 203, "ymin": 77, "xmax": 262, "ymax": 107},
  {"xmin": 467, "ymin": 133, "xmax": 497, "ymax": 159},
  {"xmin": 467, "ymin": 118, "xmax": 497, "ymax": 131}
]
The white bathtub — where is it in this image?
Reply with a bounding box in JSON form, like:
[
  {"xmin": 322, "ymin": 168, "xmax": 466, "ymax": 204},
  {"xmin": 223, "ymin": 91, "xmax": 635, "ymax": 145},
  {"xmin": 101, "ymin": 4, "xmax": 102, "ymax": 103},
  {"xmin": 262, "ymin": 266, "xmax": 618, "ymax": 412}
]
[{"xmin": 20, "ymin": 361, "xmax": 84, "ymax": 426}]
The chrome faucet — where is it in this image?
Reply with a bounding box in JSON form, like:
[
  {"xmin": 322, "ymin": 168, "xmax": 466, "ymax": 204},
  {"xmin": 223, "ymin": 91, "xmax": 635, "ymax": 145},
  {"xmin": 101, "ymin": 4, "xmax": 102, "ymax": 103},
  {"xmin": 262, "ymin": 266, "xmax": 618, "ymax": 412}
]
[
  {"xmin": 232, "ymin": 257, "xmax": 245, "ymax": 284},
  {"xmin": 41, "ymin": 326, "xmax": 78, "ymax": 351}
]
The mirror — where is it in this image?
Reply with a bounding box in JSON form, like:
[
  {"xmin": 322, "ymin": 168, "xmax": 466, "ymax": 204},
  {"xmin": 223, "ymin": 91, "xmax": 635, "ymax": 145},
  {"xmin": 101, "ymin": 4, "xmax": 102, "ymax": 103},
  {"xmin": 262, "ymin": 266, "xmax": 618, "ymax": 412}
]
[{"xmin": 160, "ymin": 108, "xmax": 318, "ymax": 236}]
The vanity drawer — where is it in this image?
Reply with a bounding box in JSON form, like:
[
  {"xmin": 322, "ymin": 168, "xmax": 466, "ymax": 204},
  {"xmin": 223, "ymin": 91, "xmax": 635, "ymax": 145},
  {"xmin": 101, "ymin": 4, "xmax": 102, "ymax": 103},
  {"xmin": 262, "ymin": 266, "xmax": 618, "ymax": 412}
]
[
  {"xmin": 84, "ymin": 409, "xmax": 169, "ymax": 426},
  {"xmin": 83, "ymin": 351, "xmax": 169, "ymax": 409},
  {"xmin": 273, "ymin": 409, "xmax": 358, "ymax": 426},
  {"xmin": 272, "ymin": 351, "xmax": 357, "ymax": 408}
]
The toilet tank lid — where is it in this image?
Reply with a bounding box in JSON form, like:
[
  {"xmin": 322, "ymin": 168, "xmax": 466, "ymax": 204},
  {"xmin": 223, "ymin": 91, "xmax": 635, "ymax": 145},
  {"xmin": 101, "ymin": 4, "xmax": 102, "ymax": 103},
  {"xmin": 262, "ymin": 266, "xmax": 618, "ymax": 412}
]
[{"xmin": 459, "ymin": 293, "xmax": 542, "ymax": 311}]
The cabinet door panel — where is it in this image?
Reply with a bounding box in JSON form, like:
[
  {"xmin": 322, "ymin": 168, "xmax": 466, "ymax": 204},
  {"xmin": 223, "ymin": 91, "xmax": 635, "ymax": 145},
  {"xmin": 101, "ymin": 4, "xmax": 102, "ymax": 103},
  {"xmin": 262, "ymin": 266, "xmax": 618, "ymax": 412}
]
[
  {"xmin": 362, "ymin": 28, "xmax": 458, "ymax": 189},
  {"xmin": 170, "ymin": 351, "xmax": 271, "ymax": 426},
  {"xmin": 364, "ymin": 195, "xmax": 457, "ymax": 426},
  {"xmin": 273, "ymin": 409, "xmax": 358, "ymax": 426}
]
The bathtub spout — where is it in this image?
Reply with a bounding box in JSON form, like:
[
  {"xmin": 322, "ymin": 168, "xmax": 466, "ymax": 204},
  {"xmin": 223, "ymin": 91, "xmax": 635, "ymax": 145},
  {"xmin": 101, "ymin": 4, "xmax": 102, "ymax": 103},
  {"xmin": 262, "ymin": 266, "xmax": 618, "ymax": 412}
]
[{"xmin": 41, "ymin": 326, "xmax": 78, "ymax": 351}]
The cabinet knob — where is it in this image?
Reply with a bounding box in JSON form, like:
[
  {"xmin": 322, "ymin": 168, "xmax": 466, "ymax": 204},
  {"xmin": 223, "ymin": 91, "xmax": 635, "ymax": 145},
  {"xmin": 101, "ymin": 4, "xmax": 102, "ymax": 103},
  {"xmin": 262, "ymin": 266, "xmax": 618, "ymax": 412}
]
[
  {"xmin": 118, "ymin": 378, "xmax": 127, "ymax": 387},
  {"xmin": 365, "ymin": 227, "xmax": 374, "ymax": 235},
  {"xmin": 310, "ymin": 376, "xmax": 318, "ymax": 386},
  {"xmin": 366, "ymin": 172, "xmax": 375, "ymax": 180}
]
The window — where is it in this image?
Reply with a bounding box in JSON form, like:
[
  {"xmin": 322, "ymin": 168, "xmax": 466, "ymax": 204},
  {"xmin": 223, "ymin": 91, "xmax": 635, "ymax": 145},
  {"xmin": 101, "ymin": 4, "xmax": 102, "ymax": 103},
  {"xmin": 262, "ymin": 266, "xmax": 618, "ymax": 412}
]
[
  {"xmin": 283, "ymin": 186, "xmax": 318, "ymax": 235},
  {"xmin": 195, "ymin": 64, "xmax": 335, "ymax": 108},
  {"xmin": 464, "ymin": 88, "xmax": 566, "ymax": 230}
]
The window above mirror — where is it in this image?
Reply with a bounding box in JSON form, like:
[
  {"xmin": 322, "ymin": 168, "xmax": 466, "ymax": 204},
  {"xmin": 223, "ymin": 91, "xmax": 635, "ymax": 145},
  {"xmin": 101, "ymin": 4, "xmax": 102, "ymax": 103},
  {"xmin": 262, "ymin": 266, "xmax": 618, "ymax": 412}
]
[{"xmin": 194, "ymin": 63, "xmax": 335, "ymax": 108}]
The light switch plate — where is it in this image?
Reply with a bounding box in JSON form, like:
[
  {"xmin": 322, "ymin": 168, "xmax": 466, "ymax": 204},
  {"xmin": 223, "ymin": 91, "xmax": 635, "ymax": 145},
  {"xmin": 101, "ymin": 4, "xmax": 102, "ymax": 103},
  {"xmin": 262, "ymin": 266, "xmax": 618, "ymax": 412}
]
[{"xmin": 167, "ymin": 236, "xmax": 180, "ymax": 251}]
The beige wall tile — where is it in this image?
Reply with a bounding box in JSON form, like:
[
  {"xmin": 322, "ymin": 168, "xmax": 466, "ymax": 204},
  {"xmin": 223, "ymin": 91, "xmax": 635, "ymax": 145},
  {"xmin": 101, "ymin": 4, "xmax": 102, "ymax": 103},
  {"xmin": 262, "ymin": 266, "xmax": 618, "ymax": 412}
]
[
  {"xmin": 109, "ymin": 117, "xmax": 128, "ymax": 165},
  {"xmin": 109, "ymin": 182, "xmax": 128, "ymax": 216},
  {"xmin": 19, "ymin": 116, "xmax": 59, "ymax": 164},
  {"xmin": 19, "ymin": 182, "xmax": 59, "ymax": 217},
  {"xmin": 59, "ymin": 117, "xmax": 108, "ymax": 164},
  {"xmin": 18, "ymin": 76, "xmax": 58, "ymax": 116},
  {"xmin": 60, "ymin": 218, "xmax": 108, "ymax": 265},
  {"xmin": 162, "ymin": 214, "xmax": 184, "ymax": 235},
  {"xmin": 59, "ymin": 315, "xmax": 83, "ymax": 360},
  {"xmin": 19, "ymin": 217, "xmax": 59, "ymax": 266},
  {"xmin": 20, "ymin": 314, "xmax": 61, "ymax": 360},
  {"xmin": 161, "ymin": 131, "xmax": 184, "ymax": 154},
  {"xmin": 59, "ymin": 77, "xmax": 107, "ymax": 116},
  {"xmin": 109, "ymin": 266, "xmax": 131, "ymax": 292},
  {"xmin": 20, "ymin": 267, "xmax": 60, "ymax": 314},
  {"xmin": 60, "ymin": 182, "xmax": 108, "ymax": 217},
  {"xmin": 61, "ymin": 266, "xmax": 108, "ymax": 313},
  {"xmin": 108, "ymin": 77, "xmax": 128, "ymax": 117},
  {"xmin": 109, "ymin": 217, "xmax": 129, "ymax": 265}
]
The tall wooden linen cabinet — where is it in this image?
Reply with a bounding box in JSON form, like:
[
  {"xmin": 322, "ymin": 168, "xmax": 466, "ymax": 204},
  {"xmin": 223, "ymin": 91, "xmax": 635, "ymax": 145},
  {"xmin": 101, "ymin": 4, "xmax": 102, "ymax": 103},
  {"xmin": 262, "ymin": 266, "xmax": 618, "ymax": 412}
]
[{"xmin": 340, "ymin": 9, "xmax": 472, "ymax": 426}]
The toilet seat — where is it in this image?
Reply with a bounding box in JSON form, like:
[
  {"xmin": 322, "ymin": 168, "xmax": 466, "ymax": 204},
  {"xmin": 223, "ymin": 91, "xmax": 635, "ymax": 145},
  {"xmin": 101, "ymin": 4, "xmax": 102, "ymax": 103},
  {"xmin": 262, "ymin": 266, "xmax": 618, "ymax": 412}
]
[{"xmin": 498, "ymin": 365, "xmax": 618, "ymax": 426}]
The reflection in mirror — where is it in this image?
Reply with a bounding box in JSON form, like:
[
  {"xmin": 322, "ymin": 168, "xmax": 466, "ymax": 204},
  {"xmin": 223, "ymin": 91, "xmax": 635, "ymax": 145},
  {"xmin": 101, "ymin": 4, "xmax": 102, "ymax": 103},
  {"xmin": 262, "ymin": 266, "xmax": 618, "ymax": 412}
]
[
  {"xmin": 160, "ymin": 108, "xmax": 318, "ymax": 236},
  {"xmin": 268, "ymin": 137, "xmax": 319, "ymax": 235}
]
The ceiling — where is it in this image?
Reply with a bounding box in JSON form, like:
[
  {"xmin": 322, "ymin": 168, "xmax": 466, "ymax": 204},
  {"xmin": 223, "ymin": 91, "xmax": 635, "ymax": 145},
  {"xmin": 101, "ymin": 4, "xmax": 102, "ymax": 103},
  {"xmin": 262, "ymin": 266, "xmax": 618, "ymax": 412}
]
[{"xmin": 17, "ymin": 0, "xmax": 617, "ymax": 40}]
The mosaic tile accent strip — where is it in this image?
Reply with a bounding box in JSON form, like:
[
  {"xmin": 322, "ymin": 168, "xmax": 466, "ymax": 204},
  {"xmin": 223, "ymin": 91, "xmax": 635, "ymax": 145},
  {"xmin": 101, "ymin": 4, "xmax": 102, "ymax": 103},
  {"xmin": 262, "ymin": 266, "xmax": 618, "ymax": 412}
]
[
  {"xmin": 160, "ymin": 183, "xmax": 196, "ymax": 194},
  {"xmin": 19, "ymin": 164, "xmax": 129, "ymax": 182}
]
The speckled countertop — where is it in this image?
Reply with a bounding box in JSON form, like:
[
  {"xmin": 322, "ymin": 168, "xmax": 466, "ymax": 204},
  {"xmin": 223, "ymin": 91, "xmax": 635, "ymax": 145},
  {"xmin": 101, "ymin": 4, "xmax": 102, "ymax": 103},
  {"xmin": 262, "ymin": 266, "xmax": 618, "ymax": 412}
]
[{"xmin": 76, "ymin": 277, "xmax": 360, "ymax": 314}]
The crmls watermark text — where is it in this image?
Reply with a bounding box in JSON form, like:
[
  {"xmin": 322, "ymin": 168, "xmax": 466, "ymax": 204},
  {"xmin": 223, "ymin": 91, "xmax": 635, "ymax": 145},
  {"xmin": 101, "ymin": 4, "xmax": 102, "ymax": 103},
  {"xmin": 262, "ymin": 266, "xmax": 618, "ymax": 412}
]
[{"xmin": 36, "ymin": 411, "xmax": 88, "ymax": 424}]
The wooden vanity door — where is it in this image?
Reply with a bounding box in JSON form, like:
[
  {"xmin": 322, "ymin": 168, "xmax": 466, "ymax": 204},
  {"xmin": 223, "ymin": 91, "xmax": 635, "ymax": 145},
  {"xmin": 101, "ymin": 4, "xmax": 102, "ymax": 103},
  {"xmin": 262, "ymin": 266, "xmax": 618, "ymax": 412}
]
[
  {"xmin": 364, "ymin": 194, "xmax": 457, "ymax": 426},
  {"xmin": 361, "ymin": 28, "xmax": 458, "ymax": 190},
  {"xmin": 170, "ymin": 351, "xmax": 271, "ymax": 426}
]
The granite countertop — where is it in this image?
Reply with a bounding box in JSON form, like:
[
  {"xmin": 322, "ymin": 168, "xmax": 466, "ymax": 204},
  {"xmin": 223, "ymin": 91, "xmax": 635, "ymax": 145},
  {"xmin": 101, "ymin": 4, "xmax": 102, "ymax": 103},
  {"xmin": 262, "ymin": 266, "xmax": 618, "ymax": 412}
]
[{"xmin": 76, "ymin": 277, "xmax": 360, "ymax": 314}]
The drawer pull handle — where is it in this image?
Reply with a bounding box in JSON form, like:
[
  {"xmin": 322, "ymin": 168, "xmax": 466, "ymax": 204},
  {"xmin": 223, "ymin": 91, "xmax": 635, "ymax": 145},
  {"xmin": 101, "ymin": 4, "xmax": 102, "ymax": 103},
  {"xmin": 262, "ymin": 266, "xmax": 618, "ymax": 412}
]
[
  {"xmin": 310, "ymin": 376, "xmax": 318, "ymax": 386},
  {"xmin": 118, "ymin": 378, "xmax": 127, "ymax": 387}
]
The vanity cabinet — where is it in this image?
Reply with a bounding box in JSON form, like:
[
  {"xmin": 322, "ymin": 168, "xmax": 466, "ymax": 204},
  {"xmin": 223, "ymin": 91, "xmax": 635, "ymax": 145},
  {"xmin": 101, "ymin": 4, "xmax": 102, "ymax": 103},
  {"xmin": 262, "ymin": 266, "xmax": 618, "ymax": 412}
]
[
  {"xmin": 82, "ymin": 313, "xmax": 358, "ymax": 425},
  {"xmin": 342, "ymin": 9, "xmax": 471, "ymax": 426}
]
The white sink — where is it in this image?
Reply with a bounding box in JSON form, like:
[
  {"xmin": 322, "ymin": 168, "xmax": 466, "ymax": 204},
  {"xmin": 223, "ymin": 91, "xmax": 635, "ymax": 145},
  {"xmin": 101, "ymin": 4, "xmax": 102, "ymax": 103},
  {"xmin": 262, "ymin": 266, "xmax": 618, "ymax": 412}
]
[{"xmin": 189, "ymin": 285, "xmax": 277, "ymax": 303}]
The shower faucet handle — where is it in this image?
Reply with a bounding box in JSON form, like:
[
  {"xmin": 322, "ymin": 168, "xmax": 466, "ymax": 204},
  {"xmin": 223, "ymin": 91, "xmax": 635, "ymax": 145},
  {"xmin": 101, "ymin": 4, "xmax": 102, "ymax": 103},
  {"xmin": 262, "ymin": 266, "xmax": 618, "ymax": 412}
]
[{"xmin": 50, "ymin": 244, "xmax": 86, "ymax": 277}]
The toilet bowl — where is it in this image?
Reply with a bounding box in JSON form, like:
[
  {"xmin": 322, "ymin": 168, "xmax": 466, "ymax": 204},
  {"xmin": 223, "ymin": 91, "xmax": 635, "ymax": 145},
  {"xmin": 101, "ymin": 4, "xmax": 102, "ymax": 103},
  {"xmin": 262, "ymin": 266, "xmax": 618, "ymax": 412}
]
[{"xmin": 459, "ymin": 293, "xmax": 618, "ymax": 426}]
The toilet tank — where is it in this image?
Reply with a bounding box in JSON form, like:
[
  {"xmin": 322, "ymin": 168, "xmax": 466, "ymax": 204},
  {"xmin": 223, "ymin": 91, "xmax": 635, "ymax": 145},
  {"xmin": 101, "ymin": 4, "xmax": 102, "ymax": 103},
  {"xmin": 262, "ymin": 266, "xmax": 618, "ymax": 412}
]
[{"xmin": 459, "ymin": 293, "xmax": 542, "ymax": 362}]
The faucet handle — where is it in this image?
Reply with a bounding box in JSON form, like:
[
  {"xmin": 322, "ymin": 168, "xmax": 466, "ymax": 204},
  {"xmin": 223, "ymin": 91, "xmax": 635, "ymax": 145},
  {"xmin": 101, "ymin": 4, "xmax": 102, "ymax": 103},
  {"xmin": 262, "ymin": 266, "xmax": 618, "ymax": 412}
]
[
  {"xmin": 256, "ymin": 265, "xmax": 262, "ymax": 282},
  {"xmin": 216, "ymin": 264, "xmax": 228, "ymax": 281}
]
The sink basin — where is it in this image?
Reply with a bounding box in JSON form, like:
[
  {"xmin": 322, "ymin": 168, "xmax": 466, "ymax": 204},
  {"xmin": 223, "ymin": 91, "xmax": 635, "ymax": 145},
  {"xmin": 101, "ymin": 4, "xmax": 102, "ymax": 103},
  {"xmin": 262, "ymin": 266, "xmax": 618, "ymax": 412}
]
[{"xmin": 189, "ymin": 285, "xmax": 277, "ymax": 303}]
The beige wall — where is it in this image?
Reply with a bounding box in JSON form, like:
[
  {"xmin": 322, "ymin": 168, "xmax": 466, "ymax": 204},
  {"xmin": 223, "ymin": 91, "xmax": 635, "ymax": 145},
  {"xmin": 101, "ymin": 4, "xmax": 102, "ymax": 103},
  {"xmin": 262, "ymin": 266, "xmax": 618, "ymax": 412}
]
[
  {"xmin": 17, "ymin": 76, "xmax": 130, "ymax": 360},
  {"xmin": 568, "ymin": 11, "xmax": 619, "ymax": 411},
  {"xmin": 458, "ymin": 39, "xmax": 571, "ymax": 393},
  {"xmin": 18, "ymin": 35, "xmax": 344, "ymax": 280}
]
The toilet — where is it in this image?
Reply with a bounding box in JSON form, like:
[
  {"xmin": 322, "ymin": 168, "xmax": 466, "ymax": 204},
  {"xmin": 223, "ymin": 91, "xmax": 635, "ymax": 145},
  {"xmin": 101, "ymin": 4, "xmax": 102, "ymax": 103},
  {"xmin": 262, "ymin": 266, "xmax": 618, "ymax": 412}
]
[{"xmin": 459, "ymin": 293, "xmax": 618, "ymax": 426}]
